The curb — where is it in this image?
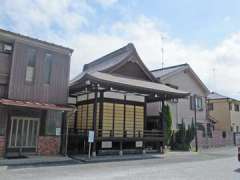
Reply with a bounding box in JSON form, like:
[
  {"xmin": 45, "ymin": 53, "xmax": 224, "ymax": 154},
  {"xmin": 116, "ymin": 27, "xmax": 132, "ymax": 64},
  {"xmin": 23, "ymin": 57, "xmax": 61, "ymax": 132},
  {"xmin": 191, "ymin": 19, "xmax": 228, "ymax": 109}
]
[
  {"xmin": 70, "ymin": 155, "xmax": 163, "ymax": 164},
  {"xmin": 0, "ymin": 166, "xmax": 7, "ymax": 171}
]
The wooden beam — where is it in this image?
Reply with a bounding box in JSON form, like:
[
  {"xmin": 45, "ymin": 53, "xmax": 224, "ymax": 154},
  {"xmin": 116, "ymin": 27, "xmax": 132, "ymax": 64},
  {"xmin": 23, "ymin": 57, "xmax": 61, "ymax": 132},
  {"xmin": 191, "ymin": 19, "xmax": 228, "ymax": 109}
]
[{"xmin": 92, "ymin": 85, "xmax": 98, "ymax": 156}]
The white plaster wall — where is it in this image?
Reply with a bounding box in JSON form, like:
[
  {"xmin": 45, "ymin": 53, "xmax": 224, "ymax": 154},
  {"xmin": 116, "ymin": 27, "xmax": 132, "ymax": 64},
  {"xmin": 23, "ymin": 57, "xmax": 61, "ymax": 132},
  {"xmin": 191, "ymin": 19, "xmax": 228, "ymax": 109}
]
[{"xmin": 148, "ymin": 70, "xmax": 208, "ymax": 129}]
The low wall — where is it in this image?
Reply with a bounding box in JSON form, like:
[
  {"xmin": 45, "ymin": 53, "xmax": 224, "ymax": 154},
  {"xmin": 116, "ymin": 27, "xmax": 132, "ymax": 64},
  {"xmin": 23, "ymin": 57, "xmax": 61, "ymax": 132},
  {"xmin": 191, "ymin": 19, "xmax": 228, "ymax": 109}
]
[
  {"xmin": 196, "ymin": 130, "xmax": 233, "ymax": 148},
  {"xmin": 37, "ymin": 136, "xmax": 60, "ymax": 155},
  {"xmin": 0, "ymin": 136, "xmax": 5, "ymax": 157}
]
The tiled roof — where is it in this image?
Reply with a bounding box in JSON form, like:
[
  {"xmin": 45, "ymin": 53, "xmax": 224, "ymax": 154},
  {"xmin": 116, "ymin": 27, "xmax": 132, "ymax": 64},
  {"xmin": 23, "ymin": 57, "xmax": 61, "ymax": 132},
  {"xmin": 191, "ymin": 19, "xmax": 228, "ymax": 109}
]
[
  {"xmin": 70, "ymin": 43, "xmax": 133, "ymax": 84},
  {"xmin": 207, "ymin": 92, "xmax": 229, "ymax": 100},
  {"xmin": 0, "ymin": 98, "xmax": 72, "ymax": 111},
  {"xmin": 151, "ymin": 63, "xmax": 210, "ymax": 94},
  {"xmin": 151, "ymin": 63, "xmax": 189, "ymax": 78},
  {"xmin": 80, "ymin": 72, "xmax": 189, "ymax": 97},
  {"xmin": 70, "ymin": 43, "xmax": 157, "ymax": 84}
]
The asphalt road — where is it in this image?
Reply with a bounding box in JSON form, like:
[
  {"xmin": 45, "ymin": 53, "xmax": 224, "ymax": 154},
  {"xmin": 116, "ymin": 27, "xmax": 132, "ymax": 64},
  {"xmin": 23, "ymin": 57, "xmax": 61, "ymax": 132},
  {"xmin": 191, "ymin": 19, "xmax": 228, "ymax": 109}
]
[{"xmin": 1, "ymin": 147, "xmax": 239, "ymax": 180}]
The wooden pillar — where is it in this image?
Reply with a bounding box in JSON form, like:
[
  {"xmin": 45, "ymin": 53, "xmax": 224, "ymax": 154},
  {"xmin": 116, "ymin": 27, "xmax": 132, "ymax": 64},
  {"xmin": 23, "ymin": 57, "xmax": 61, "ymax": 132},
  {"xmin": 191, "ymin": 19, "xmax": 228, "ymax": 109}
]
[
  {"xmin": 74, "ymin": 109, "xmax": 78, "ymax": 133},
  {"xmin": 123, "ymin": 94, "xmax": 126, "ymax": 137},
  {"xmin": 161, "ymin": 99, "xmax": 165, "ymax": 153},
  {"xmin": 112, "ymin": 103, "xmax": 115, "ymax": 137},
  {"xmin": 133, "ymin": 105, "xmax": 136, "ymax": 137},
  {"xmin": 143, "ymin": 97, "xmax": 147, "ymax": 154},
  {"xmin": 98, "ymin": 91, "xmax": 104, "ymax": 133},
  {"xmin": 92, "ymin": 85, "xmax": 98, "ymax": 156}
]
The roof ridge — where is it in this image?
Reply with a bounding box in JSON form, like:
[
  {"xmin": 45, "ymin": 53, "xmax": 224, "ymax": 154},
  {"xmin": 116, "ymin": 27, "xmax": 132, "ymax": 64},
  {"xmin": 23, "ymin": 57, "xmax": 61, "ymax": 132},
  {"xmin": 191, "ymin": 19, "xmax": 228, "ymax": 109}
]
[
  {"xmin": 0, "ymin": 28, "xmax": 73, "ymax": 52},
  {"xmin": 83, "ymin": 43, "xmax": 134, "ymax": 71},
  {"xmin": 151, "ymin": 63, "xmax": 189, "ymax": 72}
]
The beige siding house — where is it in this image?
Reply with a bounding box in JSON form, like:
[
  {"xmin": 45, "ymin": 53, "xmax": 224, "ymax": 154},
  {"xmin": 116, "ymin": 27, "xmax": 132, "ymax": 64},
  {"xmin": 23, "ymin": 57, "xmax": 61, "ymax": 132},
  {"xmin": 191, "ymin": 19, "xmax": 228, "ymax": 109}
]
[
  {"xmin": 148, "ymin": 64, "xmax": 210, "ymax": 130},
  {"xmin": 208, "ymin": 92, "xmax": 240, "ymax": 133}
]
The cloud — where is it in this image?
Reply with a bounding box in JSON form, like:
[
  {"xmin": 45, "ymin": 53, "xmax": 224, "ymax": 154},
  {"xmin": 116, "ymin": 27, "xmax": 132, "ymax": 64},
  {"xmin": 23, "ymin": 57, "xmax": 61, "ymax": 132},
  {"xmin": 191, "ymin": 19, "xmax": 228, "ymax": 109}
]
[
  {"xmin": 223, "ymin": 16, "xmax": 231, "ymax": 22},
  {"xmin": 0, "ymin": 1, "xmax": 240, "ymax": 99},
  {"xmin": 95, "ymin": 0, "xmax": 119, "ymax": 7},
  {"xmin": 0, "ymin": 0, "xmax": 94, "ymax": 38},
  {"xmin": 68, "ymin": 16, "xmax": 240, "ymax": 99}
]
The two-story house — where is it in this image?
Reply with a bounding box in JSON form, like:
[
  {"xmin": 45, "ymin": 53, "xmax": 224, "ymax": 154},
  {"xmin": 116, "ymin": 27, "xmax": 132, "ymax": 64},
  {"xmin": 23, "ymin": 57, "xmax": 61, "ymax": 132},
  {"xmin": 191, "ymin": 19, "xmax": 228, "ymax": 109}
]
[
  {"xmin": 208, "ymin": 92, "xmax": 240, "ymax": 133},
  {"xmin": 149, "ymin": 64, "xmax": 210, "ymax": 131},
  {"xmin": 0, "ymin": 29, "xmax": 73, "ymax": 158}
]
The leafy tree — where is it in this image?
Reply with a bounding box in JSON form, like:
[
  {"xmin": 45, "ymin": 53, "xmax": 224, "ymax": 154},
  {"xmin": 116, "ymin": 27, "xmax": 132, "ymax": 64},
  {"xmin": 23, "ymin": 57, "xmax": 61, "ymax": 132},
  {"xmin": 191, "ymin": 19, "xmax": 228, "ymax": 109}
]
[{"xmin": 163, "ymin": 104, "xmax": 173, "ymax": 145}]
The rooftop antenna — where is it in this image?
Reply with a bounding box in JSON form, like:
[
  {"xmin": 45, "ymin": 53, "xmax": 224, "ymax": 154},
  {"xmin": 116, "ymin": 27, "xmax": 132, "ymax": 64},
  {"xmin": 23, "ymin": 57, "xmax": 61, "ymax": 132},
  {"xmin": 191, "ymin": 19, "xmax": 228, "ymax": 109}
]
[
  {"xmin": 161, "ymin": 35, "xmax": 165, "ymax": 69},
  {"xmin": 212, "ymin": 68, "xmax": 216, "ymax": 91}
]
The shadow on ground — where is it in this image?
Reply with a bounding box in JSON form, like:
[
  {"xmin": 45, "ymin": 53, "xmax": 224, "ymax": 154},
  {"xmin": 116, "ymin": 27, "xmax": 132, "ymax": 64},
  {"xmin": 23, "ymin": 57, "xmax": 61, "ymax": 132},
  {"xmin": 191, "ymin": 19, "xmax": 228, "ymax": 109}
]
[{"xmin": 234, "ymin": 168, "xmax": 240, "ymax": 173}]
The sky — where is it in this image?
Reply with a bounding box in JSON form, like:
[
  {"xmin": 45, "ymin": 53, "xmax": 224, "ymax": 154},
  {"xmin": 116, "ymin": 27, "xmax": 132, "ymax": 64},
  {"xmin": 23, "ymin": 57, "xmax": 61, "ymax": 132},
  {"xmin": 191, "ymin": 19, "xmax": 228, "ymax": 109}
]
[{"xmin": 0, "ymin": 0, "xmax": 240, "ymax": 98}]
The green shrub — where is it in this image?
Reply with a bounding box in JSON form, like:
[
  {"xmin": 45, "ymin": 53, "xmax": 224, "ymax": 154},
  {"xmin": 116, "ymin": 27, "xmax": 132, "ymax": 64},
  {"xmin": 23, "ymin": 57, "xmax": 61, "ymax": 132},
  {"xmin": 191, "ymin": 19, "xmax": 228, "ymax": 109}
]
[{"xmin": 171, "ymin": 120, "xmax": 195, "ymax": 151}]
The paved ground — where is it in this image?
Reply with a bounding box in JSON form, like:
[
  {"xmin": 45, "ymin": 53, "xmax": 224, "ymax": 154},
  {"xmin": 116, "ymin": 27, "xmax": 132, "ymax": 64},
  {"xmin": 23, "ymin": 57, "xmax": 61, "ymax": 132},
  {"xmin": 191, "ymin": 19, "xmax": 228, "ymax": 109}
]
[{"xmin": 0, "ymin": 146, "xmax": 239, "ymax": 180}]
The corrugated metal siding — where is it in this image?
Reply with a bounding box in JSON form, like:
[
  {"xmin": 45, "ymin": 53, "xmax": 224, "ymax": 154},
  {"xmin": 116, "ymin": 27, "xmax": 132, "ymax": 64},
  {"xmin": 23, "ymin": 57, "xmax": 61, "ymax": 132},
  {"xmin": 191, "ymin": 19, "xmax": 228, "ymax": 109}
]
[
  {"xmin": 0, "ymin": 85, "xmax": 7, "ymax": 97},
  {"xmin": 8, "ymin": 41, "xmax": 70, "ymax": 104},
  {"xmin": 0, "ymin": 53, "xmax": 11, "ymax": 75},
  {"xmin": 0, "ymin": 107, "xmax": 8, "ymax": 136},
  {"xmin": 0, "ymin": 52, "xmax": 11, "ymax": 97}
]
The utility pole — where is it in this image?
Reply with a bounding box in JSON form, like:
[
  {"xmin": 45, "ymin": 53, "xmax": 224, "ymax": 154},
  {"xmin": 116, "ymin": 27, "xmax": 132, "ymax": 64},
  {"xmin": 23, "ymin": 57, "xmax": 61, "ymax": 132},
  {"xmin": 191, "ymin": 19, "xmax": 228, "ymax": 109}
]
[{"xmin": 194, "ymin": 95, "xmax": 198, "ymax": 152}]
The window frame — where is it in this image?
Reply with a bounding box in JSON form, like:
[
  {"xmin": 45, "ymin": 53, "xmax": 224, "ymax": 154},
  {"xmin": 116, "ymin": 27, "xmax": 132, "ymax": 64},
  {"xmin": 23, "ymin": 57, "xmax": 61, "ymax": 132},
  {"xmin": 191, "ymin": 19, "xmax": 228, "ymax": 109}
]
[
  {"xmin": 25, "ymin": 48, "xmax": 37, "ymax": 84},
  {"xmin": 234, "ymin": 104, "xmax": 240, "ymax": 112},
  {"xmin": 43, "ymin": 53, "xmax": 53, "ymax": 85},
  {"xmin": 208, "ymin": 103, "xmax": 214, "ymax": 111}
]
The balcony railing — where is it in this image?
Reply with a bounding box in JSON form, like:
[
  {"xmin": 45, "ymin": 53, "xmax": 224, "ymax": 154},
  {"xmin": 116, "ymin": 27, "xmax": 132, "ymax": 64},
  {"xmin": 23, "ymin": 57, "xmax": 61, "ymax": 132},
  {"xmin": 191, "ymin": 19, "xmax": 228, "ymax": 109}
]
[{"xmin": 68, "ymin": 128, "xmax": 163, "ymax": 139}]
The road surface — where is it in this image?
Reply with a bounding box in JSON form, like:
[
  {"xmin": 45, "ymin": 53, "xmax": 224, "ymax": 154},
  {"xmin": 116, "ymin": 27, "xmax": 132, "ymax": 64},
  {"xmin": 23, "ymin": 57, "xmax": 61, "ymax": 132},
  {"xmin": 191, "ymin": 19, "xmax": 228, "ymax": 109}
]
[{"xmin": 0, "ymin": 147, "xmax": 239, "ymax": 180}]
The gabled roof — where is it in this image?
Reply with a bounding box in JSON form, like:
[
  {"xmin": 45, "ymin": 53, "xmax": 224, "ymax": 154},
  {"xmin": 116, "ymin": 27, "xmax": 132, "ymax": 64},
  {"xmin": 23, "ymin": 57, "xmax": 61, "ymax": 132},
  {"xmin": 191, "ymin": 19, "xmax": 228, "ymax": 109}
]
[
  {"xmin": 151, "ymin": 63, "xmax": 188, "ymax": 78},
  {"xmin": 151, "ymin": 63, "xmax": 210, "ymax": 94},
  {"xmin": 70, "ymin": 72, "xmax": 189, "ymax": 98},
  {"xmin": 70, "ymin": 43, "xmax": 157, "ymax": 85},
  {"xmin": 0, "ymin": 28, "xmax": 73, "ymax": 54},
  {"xmin": 69, "ymin": 43, "xmax": 190, "ymax": 99},
  {"xmin": 207, "ymin": 92, "xmax": 229, "ymax": 100}
]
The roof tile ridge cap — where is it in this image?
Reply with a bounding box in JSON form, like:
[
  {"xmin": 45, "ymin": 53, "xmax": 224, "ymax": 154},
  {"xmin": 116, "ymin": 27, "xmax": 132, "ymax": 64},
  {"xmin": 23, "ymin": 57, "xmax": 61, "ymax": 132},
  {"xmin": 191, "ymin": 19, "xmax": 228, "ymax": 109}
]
[{"xmin": 83, "ymin": 43, "xmax": 133, "ymax": 71}]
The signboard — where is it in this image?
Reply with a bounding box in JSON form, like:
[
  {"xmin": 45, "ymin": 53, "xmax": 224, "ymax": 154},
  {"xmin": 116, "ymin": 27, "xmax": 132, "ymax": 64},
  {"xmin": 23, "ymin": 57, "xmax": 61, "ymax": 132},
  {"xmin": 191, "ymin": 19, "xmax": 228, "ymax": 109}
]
[
  {"xmin": 56, "ymin": 128, "xmax": 61, "ymax": 136},
  {"xmin": 102, "ymin": 141, "xmax": 112, "ymax": 148},
  {"xmin": 88, "ymin": 131, "xmax": 95, "ymax": 143},
  {"xmin": 235, "ymin": 133, "xmax": 240, "ymax": 146},
  {"xmin": 136, "ymin": 141, "xmax": 143, "ymax": 148}
]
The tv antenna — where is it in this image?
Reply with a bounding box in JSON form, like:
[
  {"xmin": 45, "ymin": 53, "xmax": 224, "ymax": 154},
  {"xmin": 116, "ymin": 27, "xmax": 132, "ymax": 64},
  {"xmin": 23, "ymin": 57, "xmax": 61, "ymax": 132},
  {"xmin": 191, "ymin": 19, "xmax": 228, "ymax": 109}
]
[
  {"xmin": 212, "ymin": 68, "xmax": 216, "ymax": 91},
  {"xmin": 161, "ymin": 36, "xmax": 165, "ymax": 69}
]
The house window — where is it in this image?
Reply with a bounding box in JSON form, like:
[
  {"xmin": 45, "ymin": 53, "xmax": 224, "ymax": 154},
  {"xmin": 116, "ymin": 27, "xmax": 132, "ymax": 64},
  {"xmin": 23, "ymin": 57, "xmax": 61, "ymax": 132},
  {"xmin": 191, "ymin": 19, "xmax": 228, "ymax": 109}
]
[
  {"xmin": 25, "ymin": 48, "xmax": 36, "ymax": 83},
  {"xmin": 222, "ymin": 131, "xmax": 226, "ymax": 139},
  {"xmin": 190, "ymin": 96, "xmax": 195, "ymax": 110},
  {"xmin": 237, "ymin": 126, "xmax": 239, "ymax": 132},
  {"xmin": 190, "ymin": 96, "xmax": 203, "ymax": 110},
  {"xmin": 0, "ymin": 42, "xmax": 13, "ymax": 54},
  {"xmin": 208, "ymin": 103, "xmax": 213, "ymax": 111},
  {"xmin": 229, "ymin": 103, "xmax": 232, "ymax": 111},
  {"xmin": 234, "ymin": 104, "xmax": 239, "ymax": 112},
  {"xmin": 43, "ymin": 53, "xmax": 52, "ymax": 84}
]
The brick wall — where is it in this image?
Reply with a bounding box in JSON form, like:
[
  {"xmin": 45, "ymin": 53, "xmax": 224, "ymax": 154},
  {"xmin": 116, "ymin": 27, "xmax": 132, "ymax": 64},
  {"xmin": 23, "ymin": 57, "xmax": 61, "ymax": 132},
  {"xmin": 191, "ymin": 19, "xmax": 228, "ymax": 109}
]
[
  {"xmin": 0, "ymin": 136, "xmax": 5, "ymax": 157},
  {"xmin": 37, "ymin": 136, "xmax": 60, "ymax": 155}
]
